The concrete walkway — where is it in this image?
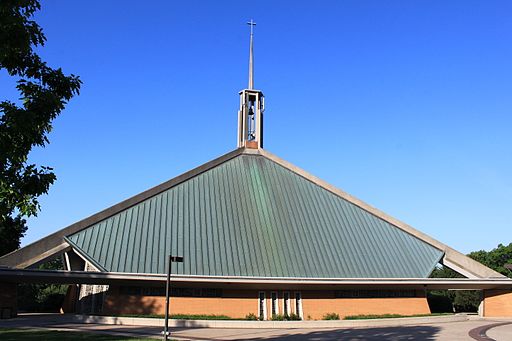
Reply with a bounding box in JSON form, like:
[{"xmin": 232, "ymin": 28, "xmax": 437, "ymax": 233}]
[{"xmin": 1, "ymin": 314, "xmax": 511, "ymax": 340}]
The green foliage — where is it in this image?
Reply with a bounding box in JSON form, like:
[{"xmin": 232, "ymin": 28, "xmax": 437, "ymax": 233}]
[
  {"xmin": 345, "ymin": 314, "xmax": 403, "ymax": 320},
  {"xmin": 427, "ymin": 243, "xmax": 512, "ymax": 313},
  {"xmin": 427, "ymin": 291, "xmax": 454, "ymax": 313},
  {"xmin": 36, "ymin": 255, "xmax": 65, "ymax": 270},
  {"xmin": 245, "ymin": 313, "xmax": 258, "ymax": 320},
  {"xmin": 322, "ymin": 312, "xmax": 340, "ymax": 320},
  {"xmin": 270, "ymin": 313, "xmax": 301, "ymax": 321},
  {"xmin": 428, "ymin": 265, "xmax": 479, "ymax": 312},
  {"xmin": 343, "ymin": 313, "xmax": 451, "ymax": 320},
  {"xmin": 429, "ymin": 265, "xmax": 464, "ymax": 279},
  {"xmin": 0, "ymin": 0, "xmax": 81, "ymax": 256},
  {"xmin": 0, "ymin": 328, "xmax": 156, "ymax": 340},
  {"xmin": 452, "ymin": 290, "xmax": 481, "ymax": 312},
  {"xmin": 468, "ymin": 243, "xmax": 512, "ymax": 277},
  {"xmin": 112, "ymin": 313, "xmax": 235, "ymax": 320},
  {"xmin": 18, "ymin": 256, "xmax": 68, "ymax": 312},
  {"xmin": 286, "ymin": 313, "xmax": 301, "ymax": 320},
  {"xmin": 271, "ymin": 314, "xmax": 285, "ymax": 321},
  {"xmin": 169, "ymin": 314, "xmax": 233, "ymax": 320}
]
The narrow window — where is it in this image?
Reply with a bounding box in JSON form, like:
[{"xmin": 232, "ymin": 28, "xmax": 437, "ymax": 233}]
[
  {"xmin": 258, "ymin": 291, "xmax": 266, "ymax": 320},
  {"xmin": 283, "ymin": 292, "xmax": 290, "ymax": 316},
  {"xmin": 271, "ymin": 291, "xmax": 278, "ymax": 317},
  {"xmin": 295, "ymin": 292, "xmax": 302, "ymax": 318}
]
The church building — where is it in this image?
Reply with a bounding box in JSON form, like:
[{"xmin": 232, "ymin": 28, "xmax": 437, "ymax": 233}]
[{"xmin": 1, "ymin": 23, "xmax": 512, "ymax": 320}]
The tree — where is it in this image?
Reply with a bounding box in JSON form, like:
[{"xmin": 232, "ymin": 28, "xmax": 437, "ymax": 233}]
[
  {"xmin": 0, "ymin": 0, "xmax": 81, "ymax": 256},
  {"xmin": 428, "ymin": 242, "xmax": 512, "ymax": 313},
  {"xmin": 18, "ymin": 256, "xmax": 67, "ymax": 312},
  {"xmin": 469, "ymin": 243, "xmax": 512, "ymax": 277}
]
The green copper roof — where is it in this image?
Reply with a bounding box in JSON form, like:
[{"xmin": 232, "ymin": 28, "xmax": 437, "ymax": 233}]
[{"xmin": 66, "ymin": 152, "xmax": 443, "ymax": 278}]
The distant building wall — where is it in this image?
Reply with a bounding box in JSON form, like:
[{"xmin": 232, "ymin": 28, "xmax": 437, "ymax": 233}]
[
  {"xmin": 102, "ymin": 286, "xmax": 430, "ymax": 320},
  {"xmin": 484, "ymin": 290, "xmax": 512, "ymax": 317}
]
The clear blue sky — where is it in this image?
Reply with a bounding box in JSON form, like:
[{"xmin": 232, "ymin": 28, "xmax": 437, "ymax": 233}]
[{"xmin": 2, "ymin": 1, "xmax": 511, "ymax": 254}]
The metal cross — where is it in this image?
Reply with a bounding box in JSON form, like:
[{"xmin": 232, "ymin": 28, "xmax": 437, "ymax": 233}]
[{"xmin": 247, "ymin": 19, "xmax": 256, "ymax": 35}]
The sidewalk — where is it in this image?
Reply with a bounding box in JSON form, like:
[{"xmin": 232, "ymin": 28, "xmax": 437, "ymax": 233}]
[{"xmin": 1, "ymin": 313, "xmax": 511, "ymax": 340}]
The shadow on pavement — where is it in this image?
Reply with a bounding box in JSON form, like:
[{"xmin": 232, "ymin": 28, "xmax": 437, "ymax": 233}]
[
  {"xmin": 1, "ymin": 315, "xmax": 443, "ymax": 340},
  {"xmin": 237, "ymin": 325, "xmax": 441, "ymax": 341}
]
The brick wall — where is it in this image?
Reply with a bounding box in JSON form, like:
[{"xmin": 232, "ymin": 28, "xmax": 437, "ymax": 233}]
[
  {"xmin": 484, "ymin": 290, "xmax": 512, "ymax": 317},
  {"xmin": 302, "ymin": 290, "xmax": 430, "ymax": 320},
  {"xmin": 104, "ymin": 287, "xmax": 256, "ymax": 318},
  {"xmin": 102, "ymin": 287, "xmax": 430, "ymax": 320},
  {"xmin": 0, "ymin": 282, "xmax": 17, "ymax": 319}
]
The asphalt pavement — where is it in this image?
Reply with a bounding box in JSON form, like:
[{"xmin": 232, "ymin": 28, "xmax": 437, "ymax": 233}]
[{"xmin": 1, "ymin": 314, "xmax": 511, "ymax": 340}]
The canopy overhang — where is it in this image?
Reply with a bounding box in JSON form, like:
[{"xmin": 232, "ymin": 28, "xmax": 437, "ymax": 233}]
[{"xmin": 1, "ymin": 268, "xmax": 511, "ymax": 291}]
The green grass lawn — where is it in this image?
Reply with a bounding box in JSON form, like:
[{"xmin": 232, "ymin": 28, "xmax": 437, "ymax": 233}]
[
  {"xmin": 343, "ymin": 313, "xmax": 454, "ymax": 320},
  {"xmin": 96, "ymin": 313, "xmax": 237, "ymax": 320},
  {"xmin": 0, "ymin": 328, "xmax": 160, "ymax": 341}
]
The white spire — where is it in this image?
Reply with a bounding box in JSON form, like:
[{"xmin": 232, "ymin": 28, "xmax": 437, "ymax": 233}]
[{"xmin": 247, "ymin": 19, "xmax": 256, "ymax": 89}]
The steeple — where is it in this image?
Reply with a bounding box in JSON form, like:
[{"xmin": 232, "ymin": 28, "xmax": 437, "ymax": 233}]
[
  {"xmin": 248, "ymin": 19, "xmax": 255, "ymax": 89},
  {"xmin": 237, "ymin": 20, "xmax": 265, "ymax": 149}
]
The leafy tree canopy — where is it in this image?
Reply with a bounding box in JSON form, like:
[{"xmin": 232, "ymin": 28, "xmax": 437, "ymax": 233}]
[
  {"xmin": 468, "ymin": 243, "xmax": 512, "ymax": 277},
  {"xmin": 429, "ymin": 242, "xmax": 512, "ymax": 313},
  {"xmin": 0, "ymin": 0, "xmax": 81, "ymax": 256}
]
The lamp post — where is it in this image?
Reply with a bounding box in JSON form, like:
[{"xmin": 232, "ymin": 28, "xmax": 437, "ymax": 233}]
[{"xmin": 163, "ymin": 255, "xmax": 183, "ymax": 341}]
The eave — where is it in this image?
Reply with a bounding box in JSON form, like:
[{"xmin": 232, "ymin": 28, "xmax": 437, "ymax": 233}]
[{"xmin": 1, "ymin": 268, "xmax": 511, "ymax": 291}]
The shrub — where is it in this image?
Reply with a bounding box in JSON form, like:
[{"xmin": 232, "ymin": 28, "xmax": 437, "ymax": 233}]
[
  {"xmin": 343, "ymin": 313, "xmax": 451, "ymax": 320},
  {"xmin": 245, "ymin": 313, "xmax": 258, "ymax": 320},
  {"xmin": 427, "ymin": 291, "xmax": 454, "ymax": 313},
  {"xmin": 270, "ymin": 313, "xmax": 302, "ymax": 321},
  {"xmin": 170, "ymin": 314, "xmax": 232, "ymax": 320},
  {"xmin": 323, "ymin": 312, "xmax": 340, "ymax": 320},
  {"xmin": 18, "ymin": 257, "xmax": 68, "ymax": 313},
  {"xmin": 344, "ymin": 314, "xmax": 402, "ymax": 320},
  {"xmin": 287, "ymin": 313, "xmax": 301, "ymax": 321}
]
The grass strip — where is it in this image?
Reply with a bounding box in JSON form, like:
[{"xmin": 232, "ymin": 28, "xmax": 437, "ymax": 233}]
[
  {"xmin": 96, "ymin": 313, "xmax": 236, "ymax": 320},
  {"xmin": 344, "ymin": 313, "xmax": 453, "ymax": 320},
  {"xmin": 0, "ymin": 328, "xmax": 158, "ymax": 341}
]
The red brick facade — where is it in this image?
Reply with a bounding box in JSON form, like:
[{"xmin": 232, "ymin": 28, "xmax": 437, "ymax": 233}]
[
  {"xmin": 483, "ymin": 290, "xmax": 512, "ymax": 317},
  {"xmin": 102, "ymin": 286, "xmax": 430, "ymax": 320},
  {"xmin": 0, "ymin": 282, "xmax": 17, "ymax": 318}
]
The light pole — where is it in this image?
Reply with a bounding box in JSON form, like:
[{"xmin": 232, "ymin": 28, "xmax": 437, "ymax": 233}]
[{"xmin": 163, "ymin": 255, "xmax": 183, "ymax": 341}]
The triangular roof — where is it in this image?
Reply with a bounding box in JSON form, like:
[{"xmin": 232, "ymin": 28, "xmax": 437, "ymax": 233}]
[{"xmin": 0, "ymin": 148, "xmax": 503, "ymax": 279}]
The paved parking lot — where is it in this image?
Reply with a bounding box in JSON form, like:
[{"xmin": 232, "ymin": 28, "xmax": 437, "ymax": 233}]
[{"xmin": 1, "ymin": 314, "xmax": 511, "ymax": 340}]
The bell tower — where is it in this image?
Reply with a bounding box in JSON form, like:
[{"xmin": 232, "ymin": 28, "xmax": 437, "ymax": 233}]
[{"xmin": 238, "ymin": 20, "xmax": 265, "ymax": 149}]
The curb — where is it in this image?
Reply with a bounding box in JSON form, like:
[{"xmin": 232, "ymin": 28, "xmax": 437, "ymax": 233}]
[{"xmin": 71, "ymin": 314, "xmax": 469, "ymax": 329}]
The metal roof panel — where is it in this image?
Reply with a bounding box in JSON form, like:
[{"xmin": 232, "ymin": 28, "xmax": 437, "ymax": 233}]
[{"xmin": 67, "ymin": 154, "xmax": 444, "ymax": 278}]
